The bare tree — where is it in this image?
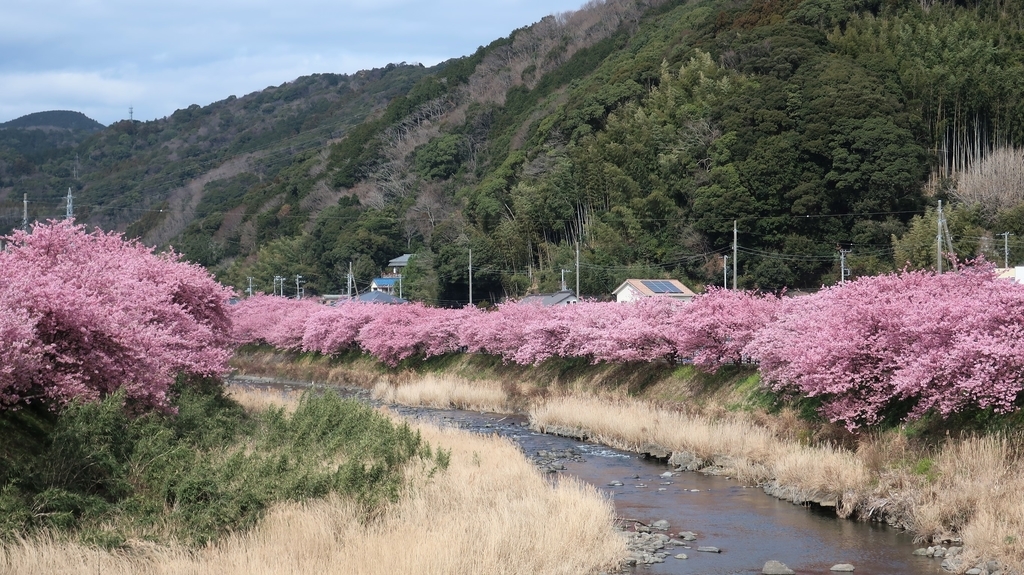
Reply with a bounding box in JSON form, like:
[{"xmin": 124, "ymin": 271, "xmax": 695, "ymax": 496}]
[{"xmin": 953, "ymin": 145, "xmax": 1024, "ymax": 214}]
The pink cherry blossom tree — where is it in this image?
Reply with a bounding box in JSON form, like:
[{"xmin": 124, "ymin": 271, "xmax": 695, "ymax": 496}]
[
  {"xmin": 669, "ymin": 288, "xmax": 781, "ymax": 371},
  {"xmin": 0, "ymin": 221, "xmax": 234, "ymax": 411},
  {"xmin": 301, "ymin": 301, "xmax": 380, "ymax": 355},
  {"xmin": 748, "ymin": 264, "xmax": 1024, "ymax": 428},
  {"xmin": 230, "ymin": 294, "xmax": 321, "ymax": 351}
]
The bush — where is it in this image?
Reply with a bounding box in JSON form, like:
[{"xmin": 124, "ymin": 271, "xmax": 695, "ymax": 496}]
[{"xmin": 0, "ymin": 382, "xmax": 446, "ymax": 546}]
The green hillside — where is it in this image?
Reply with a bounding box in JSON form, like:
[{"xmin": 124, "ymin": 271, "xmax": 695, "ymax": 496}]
[
  {"xmin": 0, "ymin": 112, "xmax": 105, "ymax": 182},
  {"xmin": 0, "ymin": 110, "xmax": 105, "ymax": 132},
  {"xmin": 5, "ymin": 0, "xmax": 1024, "ymax": 301}
]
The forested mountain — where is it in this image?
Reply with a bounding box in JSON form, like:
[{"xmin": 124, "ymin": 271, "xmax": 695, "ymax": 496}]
[
  {"xmin": 5, "ymin": 0, "xmax": 1024, "ymax": 303},
  {"xmin": 0, "ymin": 111, "xmax": 105, "ymax": 132},
  {"xmin": 0, "ymin": 64, "xmax": 433, "ymax": 244},
  {"xmin": 0, "ymin": 111, "xmax": 104, "ymax": 184}
]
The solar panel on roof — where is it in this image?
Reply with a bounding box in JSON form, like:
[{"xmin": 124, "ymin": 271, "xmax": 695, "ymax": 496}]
[{"xmin": 641, "ymin": 280, "xmax": 683, "ymax": 293}]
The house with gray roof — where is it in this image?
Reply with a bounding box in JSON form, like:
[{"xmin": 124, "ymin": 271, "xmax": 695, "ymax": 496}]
[{"xmin": 518, "ymin": 289, "xmax": 578, "ymax": 306}]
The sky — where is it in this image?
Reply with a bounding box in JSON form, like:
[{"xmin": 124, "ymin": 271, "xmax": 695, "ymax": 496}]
[{"xmin": 1, "ymin": 0, "xmax": 588, "ymax": 126}]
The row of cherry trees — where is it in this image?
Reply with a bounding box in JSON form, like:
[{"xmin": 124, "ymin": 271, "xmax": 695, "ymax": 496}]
[
  {"xmin": 232, "ymin": 265, "xmax": 1024, "ymax": 428},
  {"xmin": 230, "ymin": 292, "xmax": 767, "ymax": 368},
  {"xmin": 0, "ymin": 221, "xmax": 234, "ymax": 411},
  {"xmin": 6, "ymin": 220, "xmax": 1012, "ymax": 429}
]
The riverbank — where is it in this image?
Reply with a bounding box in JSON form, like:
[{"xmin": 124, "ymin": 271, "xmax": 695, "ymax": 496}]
[
  {"xmin": 0, "ymin": 386, "xmax": 624, "ymax": 575},
  {"xmin": 230, "ymin": 347, "xmax": 1024, "ymax": 574}
]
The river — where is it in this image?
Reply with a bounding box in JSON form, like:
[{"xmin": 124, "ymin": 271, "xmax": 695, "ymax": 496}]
[{"xmin": 233, "ymin": 377, "xmax": 944, "ymax": 575}]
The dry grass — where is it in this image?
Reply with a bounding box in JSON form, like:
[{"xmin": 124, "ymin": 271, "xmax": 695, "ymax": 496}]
[
  {"xmin": 372, "ymin": 374, "xmax": 515, "ymax": 413},
  {"xmin": 0, "ymin": 394, "xmax": 624, "ymax": 575},
  {"xmin": 914, "ymin": 435, "xmax": 1024, "ymax": 569},
  {"xmin": 226, "ymin": 384, "xmax": 301, "ymax": 412},
  {"xmin": 229, "ymin": 350, "xmax": 382, "ymax": 388},
  {"xmin": 530, "ymin": 395, "xmax": 871, "ymax": 500}
]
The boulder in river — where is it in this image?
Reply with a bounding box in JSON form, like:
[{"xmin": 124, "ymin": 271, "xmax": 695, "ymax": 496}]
[
  {"xmin": 831, "ymin": 564, "xmax": 855, "ymax": 572},
  {"xmin": 762, "ymin": 560, "xmax": 795, "ymax": 574}
]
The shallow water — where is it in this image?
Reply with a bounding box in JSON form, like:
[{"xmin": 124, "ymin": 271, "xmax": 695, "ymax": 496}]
[{"xmin": 232, "ymin": 377, "xmax": 943, "ymax": 575}]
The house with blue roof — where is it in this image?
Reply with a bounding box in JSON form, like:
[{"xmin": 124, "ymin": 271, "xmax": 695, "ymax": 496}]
[{"xmin": 370, "ymin": 277, "xmax": 399, "ymax": 295}]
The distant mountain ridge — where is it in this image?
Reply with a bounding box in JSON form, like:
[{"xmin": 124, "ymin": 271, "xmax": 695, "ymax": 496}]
[{"xmin": 1, "ymin": 110, "xmax": 105, "ymax": 132}]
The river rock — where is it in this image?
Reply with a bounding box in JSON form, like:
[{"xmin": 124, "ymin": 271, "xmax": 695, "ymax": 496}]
[
  {"xmin": 678, "ymin": 531, "xmax": 697, "ymax": 541},
  {"xmin": 831, "ymin": 564, "xmax": 855, "ymax": 572},
  {"xmin": 640, "ymin": 443, "xmax": 671, "ymax": 458},
  {"xmin": 660, "ymin": 471, "xmax": 674, "ymax": 478},
  {"xmin": 652, "ymin": 519, "xmax": 670, "ymax": 530},
  {"xmin": 674, "ymin": 553, "xmax": 688, "ymax": 560},
  {"xmin": 913, "ymin": 548, "xmax": 930, "ymax": 556},
  {"xmin": 965, "ymin": 569, "xmax": 982, "ymax": 575},
  {"xmin": 608, "ymin": 481, "xmax": 623, "ymax": 487},
  {"xmin": 669, "ymin": 451, "xmax": 704, "ymax": 471},
  {"xmin": 763, "ymin": 560, "xmax": 795, "ymax": 574},
  {"xmin": 697, "ymin": 546, "xmax": 721, "ymax": 553},
  {"xmin": 941, "ymin": 557, "xmax": 962, "ymax": 572}
]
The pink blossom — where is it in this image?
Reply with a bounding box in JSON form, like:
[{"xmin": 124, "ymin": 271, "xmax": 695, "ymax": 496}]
[
  {"xmin": 0, "ymin": 221, "xmax": 234, "ymax": 411},
  {"xmin": 748, "ymin": 265, "xmax": 1024, "ymax": 428},
  {"xmin": 670, "ymin": 288, "xmax": 781, "ymax": 371}
]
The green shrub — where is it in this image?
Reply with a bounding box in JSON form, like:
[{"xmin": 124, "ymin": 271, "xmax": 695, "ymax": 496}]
[{"xmin": 0, "ymin": 381, "xmax": 445, "ymax": 546}]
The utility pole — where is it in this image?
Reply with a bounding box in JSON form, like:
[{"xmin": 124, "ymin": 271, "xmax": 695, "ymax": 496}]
[
  {"xmin": 723, "ymin": 255, "xmax": 728, "ymax": 288},
  {"xmin": 347, "ymin": 262, "xmax": 353, "ymax": 299},
  {"xmin": 246, "ymin": 277, "xmax": 254, "ymax": 297},
  {"xmin": 468, "ymin": 248, "xmax": 473, "ymax": 306},
  {"xmin": 295, "ymin": 275, "xmax": 303, "ymax": 299},
  {"xmin": 575, "ymin": 241, "xmax": 580, "ymax": 296},
  {"xmin": 65, "ymin": 187, "xmax": 73, "ymax": 220},
  {"xmin": 1003, "ymin": 232, "xmax": 1013, "ymax": 268},
  {"xmin": 937, "ymin": 200, "xmax": 944, "ymax": 273},
  {"xmin": 839, "ymin": 248, "xmax": 851, "ymax": 284},
  {"xmin": 732, "ymin": 220, "xmax": 738, "ymax": 290},
  {"xmin": 22, "ymin": 194, "xmax": 28, "ymax": 231}
]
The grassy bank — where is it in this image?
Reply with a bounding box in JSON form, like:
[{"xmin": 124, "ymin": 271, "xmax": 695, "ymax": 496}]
[
  {"xmin": 231, "ymin": 347, "xmax": 1024, "ymax": 573},
  {"xmin": 0, "ymin": 386, "xmax": 624, "ymax": 574},
  {"xmin": 0, "ymin": 379, "xmax": 442, "ymax": 548}
]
